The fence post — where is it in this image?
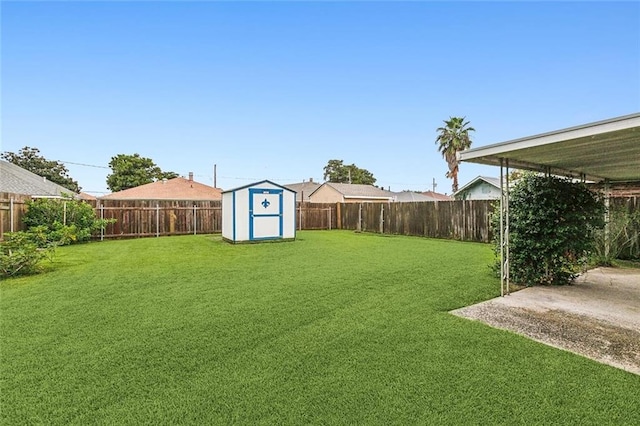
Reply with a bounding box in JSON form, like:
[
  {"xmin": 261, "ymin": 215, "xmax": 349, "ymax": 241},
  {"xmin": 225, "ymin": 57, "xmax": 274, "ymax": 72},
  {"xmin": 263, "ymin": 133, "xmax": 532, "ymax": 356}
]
[
  {"xmin": 299, "ymin": 204, "xmax": 302, "ymax": 230},
  {"xmin": 100, "ymin": 204, "xmax": 104, "ymax": 241},
  {"xmin": 156, "ymin": 204, "xmax": 160, "ymax": 237},
  {"xmin": 10, "ymin": 198, "xmax": 14, "ymax": 233},
  {"xmin": 193, "ymin": 205, "xmax": 197, "ymax": 235},
  {"xmin": 328, "ymin": 208, "xmax": 331, "ymax": 230},
  {"xmin": 357, "ymin": 203, "xmax": 362, "ymax": 232},
  {"xmin": 379, "ymin": 204, "xmax": 384, "ymax": 234}
]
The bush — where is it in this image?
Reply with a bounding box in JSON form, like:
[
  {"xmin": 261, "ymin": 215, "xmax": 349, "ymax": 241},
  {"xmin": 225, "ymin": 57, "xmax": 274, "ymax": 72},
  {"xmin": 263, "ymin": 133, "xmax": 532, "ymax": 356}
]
[
  {"xmin": 493, "ymin": 174, "xmax": 605, "ymax": 286},
  {"xmin": 592, "ymin": 204, "xmax": 640, "ymax": 264},
  {"xmin": 0, "ymin": 232, "xmax": 51, "ymax": 278},
  {"xmin": 23, "ymin": 198, "xmax": 112, "ymax": 245}
]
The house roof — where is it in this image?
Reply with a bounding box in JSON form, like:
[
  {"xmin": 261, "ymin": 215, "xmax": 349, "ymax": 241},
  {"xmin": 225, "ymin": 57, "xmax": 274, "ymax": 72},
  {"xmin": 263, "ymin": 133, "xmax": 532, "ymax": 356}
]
[
  {"xmin": 421, "ymin": 190, "xmax": 452, "ymax": 201},
  {"xmin": 221, "ymin": 179, "xmax": 296, "ymax": 194},
  {"xmin": 101, "ymin": 176, "xmax": 222, "ymax": 200},
  {"xmin": 0, "ymin": 159, "xmax": 78, "ymax": 198},
  {"xmin": 284, "ymin": 181, "xmax": 321, "ymax": 201},
  {"xmin": 310, "ymin": 182, "xmax": 395, "ymax": 200},
  {"xmin": 455, "ymin": 176, "xmax": 501, "ymax": 195},
  {"xmin": 78, "ymin": 192, "xmax": 97, "ymax": 201},
  {"xmin": 393, "ymin": 191, "xmax": 438, "ymax": 202},
  {"xmin": 459, "ymin": 113, "xmax": 640, "ymax": 183}
]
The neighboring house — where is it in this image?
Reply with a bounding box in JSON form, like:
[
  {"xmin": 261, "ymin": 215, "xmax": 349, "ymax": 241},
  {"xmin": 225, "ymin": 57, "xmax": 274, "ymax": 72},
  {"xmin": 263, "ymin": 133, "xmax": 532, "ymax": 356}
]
[
  {"xmin": 393, "ymin": 191, "xmax": 438, "ymax": 202},
  {"xmin": 100, "ymin": 172, "xmax": 222, "ymax": 201},
  {"xmin": 421, "ymin": 190, "xmax": 452, "ymax": 201},
  {"xmin": 79, "ymin": 192, "xmax": 97, "ymax": 201},
  {"xmin": 308, "ymin": 182, "xmax": 395, "ymax": 203},
  {"xmin": 284, "ymin": 178, "xmax": 321, "ymax": 202},
  {"xmin": 0, "ymin": 159, "xmax": 79, "ymax": 198},
  {"xmin": 454, "ymin": 176, "xmax": 501, "ymax": 200}
]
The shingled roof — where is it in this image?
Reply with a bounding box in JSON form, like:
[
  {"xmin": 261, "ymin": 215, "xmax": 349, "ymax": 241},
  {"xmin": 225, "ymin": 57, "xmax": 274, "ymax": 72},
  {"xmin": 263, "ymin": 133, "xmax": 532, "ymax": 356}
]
[
  {"xmin": 100, "ymin": 174, "xmax": 221, "ymax": 200},
  {"xmin": 284, "ymin": 181, "xmax": 321, "ymax": 202},
  {"xmin": 310, "ymin": 182, "xmax": 395, "ymax": 200},
  {"xmin": 393, "ymin": 191, "xmax": 438, "ymax": 202},
  {"xmin": 0, "ymin": 160, "xmax": 78, "ymax": 198},
  {"xmin": 421, "ymin": 190, "xmax": 451, "ymax": 201}
]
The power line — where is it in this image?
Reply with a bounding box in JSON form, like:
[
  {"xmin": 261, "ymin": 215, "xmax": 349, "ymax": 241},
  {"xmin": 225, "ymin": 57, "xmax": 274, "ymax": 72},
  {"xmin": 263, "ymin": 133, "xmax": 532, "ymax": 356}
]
[{"xmin": 58, "ymin": 160, "xmax": 109, "ymax": 169}]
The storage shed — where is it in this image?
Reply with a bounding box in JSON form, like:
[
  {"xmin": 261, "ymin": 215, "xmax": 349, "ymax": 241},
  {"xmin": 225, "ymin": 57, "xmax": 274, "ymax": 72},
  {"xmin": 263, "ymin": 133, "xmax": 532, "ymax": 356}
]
[{"xmin": 222, "ymin": 180, "xmax": 296, "ymax": 243}]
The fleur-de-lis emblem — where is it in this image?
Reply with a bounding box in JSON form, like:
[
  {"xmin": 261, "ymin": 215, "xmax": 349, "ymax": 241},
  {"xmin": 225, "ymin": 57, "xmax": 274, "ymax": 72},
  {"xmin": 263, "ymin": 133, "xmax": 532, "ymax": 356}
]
[{"xmin": 261, "ymin": 198, "xmax": 270, "ymax": 208}]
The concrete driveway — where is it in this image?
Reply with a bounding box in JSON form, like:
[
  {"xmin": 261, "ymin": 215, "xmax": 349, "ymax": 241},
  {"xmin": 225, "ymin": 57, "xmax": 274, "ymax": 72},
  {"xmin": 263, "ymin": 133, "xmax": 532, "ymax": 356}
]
[{"xmin": 452, "ymin": 267, "xmax": 640, "ymax": 375}]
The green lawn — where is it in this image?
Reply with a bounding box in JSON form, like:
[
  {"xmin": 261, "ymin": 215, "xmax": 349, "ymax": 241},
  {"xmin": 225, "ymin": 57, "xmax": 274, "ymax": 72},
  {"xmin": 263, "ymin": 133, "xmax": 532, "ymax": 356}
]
[{"xmin": 1, "ymin": 231, "xmax": 638, "ymax": 424}]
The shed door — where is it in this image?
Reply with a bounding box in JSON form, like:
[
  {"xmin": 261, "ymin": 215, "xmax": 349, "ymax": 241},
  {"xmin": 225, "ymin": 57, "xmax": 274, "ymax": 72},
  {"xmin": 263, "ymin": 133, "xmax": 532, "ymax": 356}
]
[{"xmin": 249, "ymin": 188, "xmax": 283, "ymax": 240}]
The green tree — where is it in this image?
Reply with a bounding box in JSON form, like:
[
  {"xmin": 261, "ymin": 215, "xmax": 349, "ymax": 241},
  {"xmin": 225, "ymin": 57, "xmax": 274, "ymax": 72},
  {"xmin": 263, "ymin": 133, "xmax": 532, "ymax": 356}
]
[
  {"xmin": 1, "ymin": 146, "xmax": 81, "ymax": 193},
  {"xmin": 106, "ymin": 153, "xmax": 178, "ymax": 192},
  {"xmin": 323, "ymin": 159, "xmax": 376, "ymax": 185},
  {"xmin": 435, "ymin": 117, "xmax": 475, "ymax": 193},
  {"xmin": 496, "ymin": 174, "xmax": 605, "ymax": 286}
]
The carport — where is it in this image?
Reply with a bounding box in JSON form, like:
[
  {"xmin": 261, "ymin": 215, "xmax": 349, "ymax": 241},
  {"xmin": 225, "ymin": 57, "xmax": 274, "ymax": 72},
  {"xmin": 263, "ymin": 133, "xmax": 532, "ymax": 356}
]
[{"xmin": 459, "ymin": 113, "xmax": 640, "ymax": 295}]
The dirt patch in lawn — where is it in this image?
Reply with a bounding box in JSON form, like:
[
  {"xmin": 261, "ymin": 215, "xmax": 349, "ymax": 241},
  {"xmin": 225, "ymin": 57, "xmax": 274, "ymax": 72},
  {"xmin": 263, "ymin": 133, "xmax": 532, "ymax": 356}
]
[{"xmin": 451, "ymin": 267, "xmax": 640, "ymax": 375}]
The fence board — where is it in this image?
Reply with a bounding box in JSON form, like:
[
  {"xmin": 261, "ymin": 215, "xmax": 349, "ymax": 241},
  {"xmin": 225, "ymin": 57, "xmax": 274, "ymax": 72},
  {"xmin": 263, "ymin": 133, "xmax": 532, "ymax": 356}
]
[{"xmin": 0, "ymin": 193, "xmax": 30, "ymax": 239}]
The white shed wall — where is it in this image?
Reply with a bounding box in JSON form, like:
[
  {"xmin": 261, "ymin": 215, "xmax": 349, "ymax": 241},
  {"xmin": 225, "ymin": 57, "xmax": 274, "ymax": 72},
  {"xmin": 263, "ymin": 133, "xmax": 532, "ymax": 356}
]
[{"xmin": 222, "ymin": 181, "xmax": 296, "ymax": 243}]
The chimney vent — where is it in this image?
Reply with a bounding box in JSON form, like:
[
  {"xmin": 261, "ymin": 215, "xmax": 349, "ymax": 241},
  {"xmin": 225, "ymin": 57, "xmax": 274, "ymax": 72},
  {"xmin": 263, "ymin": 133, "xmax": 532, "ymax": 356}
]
[
  {"xmin": 188, "ymin": 172, "xmax": 194, "ymax": 182},
  {"xmin": 309, "ymin": 177, "xmax": 313, "ymax": 183}
]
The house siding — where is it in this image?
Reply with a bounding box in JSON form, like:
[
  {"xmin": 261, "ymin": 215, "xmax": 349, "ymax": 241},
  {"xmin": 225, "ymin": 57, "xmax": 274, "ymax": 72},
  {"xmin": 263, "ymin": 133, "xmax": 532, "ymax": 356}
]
[
  {"xmin": 309, "ymin": 185, "xmax": 344, "ymax": 203},
  {"xmin": 457, "ymin": 182, "xmax": 501, "ymax": 200}
]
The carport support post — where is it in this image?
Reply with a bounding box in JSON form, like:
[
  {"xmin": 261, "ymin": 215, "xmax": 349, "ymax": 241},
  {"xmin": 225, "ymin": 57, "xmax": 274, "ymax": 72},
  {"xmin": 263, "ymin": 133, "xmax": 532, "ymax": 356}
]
[
  {"xmin": 500, "ymin": 159, "xmax": 510, "ymax": 296},
  {"xmin": 604, "ymin": 180, "xmax": 611, "ymax": 259}
]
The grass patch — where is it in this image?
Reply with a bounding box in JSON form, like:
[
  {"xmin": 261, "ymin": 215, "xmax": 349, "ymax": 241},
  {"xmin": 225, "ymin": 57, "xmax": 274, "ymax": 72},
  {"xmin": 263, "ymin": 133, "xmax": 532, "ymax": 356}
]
[
  {"xmin": 2, "ymin": 231, "xmax": 639, "ymax": 424},
  {"xmin": 613, "ymin": 259, "xmax": 640, "ymax": 269}
]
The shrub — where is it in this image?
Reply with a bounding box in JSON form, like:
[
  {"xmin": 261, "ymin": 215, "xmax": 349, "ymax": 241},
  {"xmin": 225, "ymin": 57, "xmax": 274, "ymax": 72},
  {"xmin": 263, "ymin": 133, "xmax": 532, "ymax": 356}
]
[
  {"xmin": 493, "ymin": 174, "xmax": 605, "ymax": 286},
  {"xmin": 23, "ymin": 198, "xmax": 112, "ymax": 245},
  {"xmin": 592, "ymin": 204, "xmax": 640, "ymax": 264},
  {"xmin": 0, "ymin": 232, "xmax": 51, "ymax": 278}
]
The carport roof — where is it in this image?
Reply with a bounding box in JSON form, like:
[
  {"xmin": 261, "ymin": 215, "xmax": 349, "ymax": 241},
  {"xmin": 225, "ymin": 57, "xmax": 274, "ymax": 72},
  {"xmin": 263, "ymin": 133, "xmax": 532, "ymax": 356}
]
[{"xmin": 458, "ymin": 113, "xmax": 640, "ymax": 183}]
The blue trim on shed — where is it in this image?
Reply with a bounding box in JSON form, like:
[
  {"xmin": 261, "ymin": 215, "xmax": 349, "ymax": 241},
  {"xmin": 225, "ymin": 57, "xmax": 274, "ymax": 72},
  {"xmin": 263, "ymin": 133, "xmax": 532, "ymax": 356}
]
[{"xmin": 249, "ymin": 188, "xmax": 283, "ymax": 241}]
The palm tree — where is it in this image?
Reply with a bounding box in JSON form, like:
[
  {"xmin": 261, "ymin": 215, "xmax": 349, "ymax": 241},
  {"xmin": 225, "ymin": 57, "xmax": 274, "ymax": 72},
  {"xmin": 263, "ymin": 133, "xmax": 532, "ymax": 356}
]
[{"xmin": 435, "ymin": 116, "xmax": 475, "ymax": 193}]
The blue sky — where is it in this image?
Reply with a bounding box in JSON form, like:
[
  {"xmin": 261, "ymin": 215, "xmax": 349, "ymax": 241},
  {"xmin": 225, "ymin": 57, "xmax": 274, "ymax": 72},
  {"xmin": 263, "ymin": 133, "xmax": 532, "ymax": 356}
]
[{"xmin": 2, "ymin": 1, "xmax": 639, "ymax": 195}]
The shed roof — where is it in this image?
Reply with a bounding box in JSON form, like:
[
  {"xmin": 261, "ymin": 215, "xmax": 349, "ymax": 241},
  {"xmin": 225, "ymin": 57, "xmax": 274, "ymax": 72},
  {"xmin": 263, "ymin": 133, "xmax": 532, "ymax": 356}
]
[
  {"xmin": 221, "ymin": 180, "xmax": 296, "ymax": 194},
  {"xmin": 101, "ymin": 176, "xmax": 222, "ymax": 200},
  {"xmin": 0, "ymin": 159, "xmax": 78, "ymax": 198},
  {"xmin": 459, "ymin": 113, "xmax": 640, "ymax": 183}
]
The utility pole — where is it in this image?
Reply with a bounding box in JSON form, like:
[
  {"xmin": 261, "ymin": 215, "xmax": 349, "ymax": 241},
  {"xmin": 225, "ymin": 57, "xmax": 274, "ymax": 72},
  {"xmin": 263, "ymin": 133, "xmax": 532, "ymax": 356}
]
[
  {"xmin": 432, "ymin": 178, "xmax": 437, "ymax": 192},
  {"xmin": 213, "ymin": 164, "xmax": 217, "ymax": 188}
]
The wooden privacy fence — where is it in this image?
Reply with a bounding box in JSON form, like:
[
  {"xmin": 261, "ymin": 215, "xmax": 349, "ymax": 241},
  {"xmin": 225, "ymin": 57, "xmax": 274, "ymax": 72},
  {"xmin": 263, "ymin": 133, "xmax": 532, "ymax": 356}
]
[
  {"xmin": 0, "ymin": 193, "xmax": 30, "ymax": 239},
  {"xmin": 297, "ymin": 204, "xmax": 335, "ymax": 230},
  {"xmin": 340, "ymin": 200, "xmax": 495, "ymax": 242},
  {"xmin": 3, "ymin": 193, "xmax": 638, "ymax": 244},
  {"xmin": 96, "ymin": 200, "xmax": 223, "ymax": 239},
  {"xmin": 95, "ymin": 201, "xmax": 338, "ymax": 238}
]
